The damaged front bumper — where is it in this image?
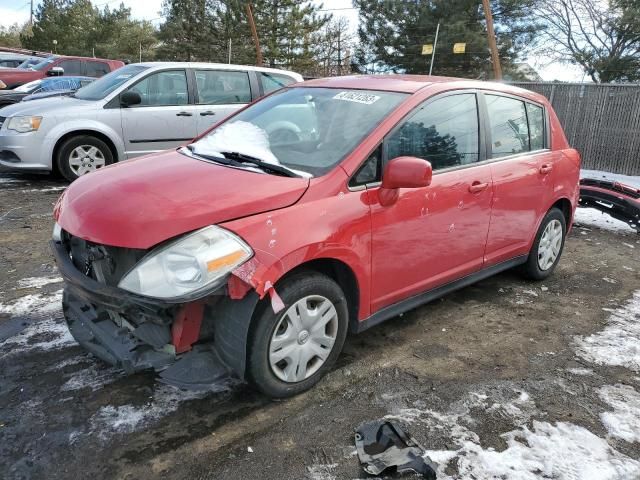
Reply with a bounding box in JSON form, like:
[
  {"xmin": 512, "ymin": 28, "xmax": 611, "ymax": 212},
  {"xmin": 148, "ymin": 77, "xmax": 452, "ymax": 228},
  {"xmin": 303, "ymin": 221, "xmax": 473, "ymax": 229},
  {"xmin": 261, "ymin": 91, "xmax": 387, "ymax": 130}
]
[{"xmin": 51, "ymin": 239, "xmax": 259, "ymax": 389}]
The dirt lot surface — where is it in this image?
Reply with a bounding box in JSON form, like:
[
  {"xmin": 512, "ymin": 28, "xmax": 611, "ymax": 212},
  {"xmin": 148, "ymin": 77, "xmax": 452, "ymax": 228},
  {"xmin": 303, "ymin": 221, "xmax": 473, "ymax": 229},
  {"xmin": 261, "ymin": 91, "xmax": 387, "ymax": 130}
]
[{"xmin": 1, "ymin": 170, "xmax": 639, "ymax": 480}]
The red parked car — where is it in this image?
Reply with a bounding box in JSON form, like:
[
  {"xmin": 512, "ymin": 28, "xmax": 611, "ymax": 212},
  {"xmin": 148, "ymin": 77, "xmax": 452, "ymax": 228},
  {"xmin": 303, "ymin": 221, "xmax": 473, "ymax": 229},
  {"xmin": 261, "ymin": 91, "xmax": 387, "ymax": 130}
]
[
  {"xmin": 51, "ymin": 76, "xmax": 580, "ymax": 397},
  {"xmin": 0, "ymin": 55, "xmax": 123, "ymax": 89}
]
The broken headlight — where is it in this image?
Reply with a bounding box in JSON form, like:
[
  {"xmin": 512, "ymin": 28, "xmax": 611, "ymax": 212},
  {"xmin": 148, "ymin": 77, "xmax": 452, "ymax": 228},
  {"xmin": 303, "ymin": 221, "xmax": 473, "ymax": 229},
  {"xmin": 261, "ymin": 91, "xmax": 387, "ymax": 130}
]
[{"xmin": 118, "ymin": 225, "xmax": 252, "ymax": 300}]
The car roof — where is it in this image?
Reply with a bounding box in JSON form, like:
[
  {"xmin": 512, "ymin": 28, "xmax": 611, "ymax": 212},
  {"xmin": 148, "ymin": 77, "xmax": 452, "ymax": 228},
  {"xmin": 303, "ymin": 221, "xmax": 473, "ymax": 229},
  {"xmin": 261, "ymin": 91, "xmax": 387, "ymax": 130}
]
[
  {"xmin": 297, "ymin": 74, "xmax": 548, "ymax": 103},
  {"xmin": 132, "ymin": 62, "xmax": 303, "ymax": 79}
]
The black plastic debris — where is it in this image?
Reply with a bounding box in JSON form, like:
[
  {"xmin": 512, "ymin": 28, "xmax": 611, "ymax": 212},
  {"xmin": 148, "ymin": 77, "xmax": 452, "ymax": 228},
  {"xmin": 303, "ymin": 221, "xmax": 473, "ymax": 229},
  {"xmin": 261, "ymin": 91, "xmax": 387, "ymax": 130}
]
[{"xmin": 355, "ymin": 420, "xmax": 437, "ymax": 478}]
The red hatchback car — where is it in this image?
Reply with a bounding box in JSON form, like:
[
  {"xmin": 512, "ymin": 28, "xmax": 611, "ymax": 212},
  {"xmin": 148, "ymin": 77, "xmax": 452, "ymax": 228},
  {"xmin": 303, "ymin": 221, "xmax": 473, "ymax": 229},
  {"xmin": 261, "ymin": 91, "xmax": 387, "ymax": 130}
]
[{"xmin": 51, "ymin": 76, "xmax": 580, "ymax": 397}]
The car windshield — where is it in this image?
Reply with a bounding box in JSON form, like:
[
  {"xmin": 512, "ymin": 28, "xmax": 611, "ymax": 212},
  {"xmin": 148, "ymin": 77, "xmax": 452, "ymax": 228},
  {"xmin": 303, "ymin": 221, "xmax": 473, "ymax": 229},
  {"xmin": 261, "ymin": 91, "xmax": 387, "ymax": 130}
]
[
  {"xmin": 73, "ymin": 64, "xmax": 148, "ymax": 101},
  {"xmin": 14, "ymin": 79, "xmax": 42, "ymax": 93},
  {"xmin": 189, "ymin": 87, "xmax": 407, "ymax": 177},
  {"xmin": 17, "ymin": 57, "xmax": 42, "ymax": 69},
  {"xmin": 31, "ymin": 57, "xmax": 56, "ymax": 71}
]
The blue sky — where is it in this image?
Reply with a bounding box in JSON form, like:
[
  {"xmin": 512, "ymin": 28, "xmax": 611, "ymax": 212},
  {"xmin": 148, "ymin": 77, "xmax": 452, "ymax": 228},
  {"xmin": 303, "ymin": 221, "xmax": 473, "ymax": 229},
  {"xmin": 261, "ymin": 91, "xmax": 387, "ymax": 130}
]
[{"xmin": 0, "ymin": 0, "xmax": 585, "ymax": 81}]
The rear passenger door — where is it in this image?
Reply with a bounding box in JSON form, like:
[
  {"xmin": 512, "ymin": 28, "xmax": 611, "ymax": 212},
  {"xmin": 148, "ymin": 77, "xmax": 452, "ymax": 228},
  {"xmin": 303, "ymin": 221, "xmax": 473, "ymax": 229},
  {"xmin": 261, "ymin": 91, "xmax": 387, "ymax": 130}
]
[
  {"xmin": 120, "ymin": 69, "xmax": 198, "ymax": 158},
  {"xmin": 191, "ymin": 69, "xmax": 253, "ymax": 134},
  {"xmin": 481, "ymin": 93, "xmax": 555, "ymax": 265}
]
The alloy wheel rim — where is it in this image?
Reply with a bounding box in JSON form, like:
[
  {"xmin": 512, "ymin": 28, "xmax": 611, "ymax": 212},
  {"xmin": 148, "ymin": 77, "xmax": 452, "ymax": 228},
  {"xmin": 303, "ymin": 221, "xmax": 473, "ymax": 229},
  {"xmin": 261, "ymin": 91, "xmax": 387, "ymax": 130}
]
[
  {"xmin": 68, "ymin": 145, "xmax": 106, "ymax": 176},
  {"xmin": 269, "ymin": 295, "xmax": 338, "ymax": 383},
  {"xmin": 538, "ymin": 219, "xmax": 563, "ymax": 271}
]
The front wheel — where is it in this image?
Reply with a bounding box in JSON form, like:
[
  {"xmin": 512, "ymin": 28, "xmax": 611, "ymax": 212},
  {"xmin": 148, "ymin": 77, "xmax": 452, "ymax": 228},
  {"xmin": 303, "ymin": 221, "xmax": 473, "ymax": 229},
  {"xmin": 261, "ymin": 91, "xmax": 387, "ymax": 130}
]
[
  {"xmin": 521, "ymin": 208, "xmax": 567, "ymax": 280},
  {"xmin": 57, "ymin": 135, "xmax": 113, "ymax": 182},
  {"xmin": 247, "ymin": 272, "xmax": 349, "ymax": 398}
]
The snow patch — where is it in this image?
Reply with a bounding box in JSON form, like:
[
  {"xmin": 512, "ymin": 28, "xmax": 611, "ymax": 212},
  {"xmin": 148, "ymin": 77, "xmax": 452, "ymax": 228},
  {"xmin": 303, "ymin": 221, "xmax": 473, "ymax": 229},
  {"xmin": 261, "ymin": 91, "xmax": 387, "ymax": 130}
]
[
  {"xmin": 0, "ymin": 290, "xmax": 73, "ymax": 355},
  {"xmin": 575, "ymin": 291, "xmax": 640, "ymax": 372},
  {"xmin": 598, "ymin": 384, "xmax": 640, "ymax": 443},
  {"xmin": 305, "ymin": 463, "xmax": 337, "ymax": 480},
  {"xmin": 574, "ymin": 208, "xmax": 636, "ymax": 234},
  {"xmin": 0, "ymin": 290, "xmax": 62, "ymax": 317},
  {"xmin": 451, "ymin": 421, "xmax": 640, "ymax": 480},
  {"xmin": 88, "ymin": 385, "xmax": 208, "ymax": 440},
  {"xmin": 60, "ymin": 363, "xmax": 123, "ymax": 392},
  {"xmin": 567, "ymin": 367, "xmax": 594, "ymax": 376},
  {"xmin": 16, "ymin": 276, "xmax": 63, "ymax": 289}
]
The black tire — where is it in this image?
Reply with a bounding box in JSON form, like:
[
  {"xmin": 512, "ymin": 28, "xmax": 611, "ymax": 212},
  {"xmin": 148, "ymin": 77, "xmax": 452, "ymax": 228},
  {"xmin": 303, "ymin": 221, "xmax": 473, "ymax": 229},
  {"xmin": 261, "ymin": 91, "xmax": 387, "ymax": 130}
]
[
  {"xmin": 247, "ymin": 271, "xmax": 349, "ymax": 398},
  {"xmin": 520, "ymin": 208, "xmax": 567, "ymax": 280},
  {"xmin": 56, "ymin": 135, "xmax": 114, "ymax": 182}
]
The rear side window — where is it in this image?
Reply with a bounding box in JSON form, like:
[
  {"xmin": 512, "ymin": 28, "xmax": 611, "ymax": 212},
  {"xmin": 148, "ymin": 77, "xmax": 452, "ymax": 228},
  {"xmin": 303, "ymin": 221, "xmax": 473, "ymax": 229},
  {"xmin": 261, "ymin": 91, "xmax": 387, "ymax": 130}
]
[
  {"xmin": 85, "ymin": 61, "xmax": 110, "ymax": 77},
  {"xmin": 195, "ymin": 70, "xmax": 251, "ymax": 104},
  {"xmin": 58, "ymin": 60, "xmax": 82, "ymax": 76},
  {"xmin": 486, "ymin": 95, "xmax": 529, "ymax": 158},
  {"xmin": 260, "ymin": 72, "xmax": 297, "ymax": 94},
  {"xmin": 129, "ymin": 70, "xmax": 188, "ymax": 106},
  {"xmin": 526, "ymin": 103, "xmax": 545, "ymax": 150},
  {"xmin": 386, "ymin": 93, "xmax": 480, "ymax": 170}
]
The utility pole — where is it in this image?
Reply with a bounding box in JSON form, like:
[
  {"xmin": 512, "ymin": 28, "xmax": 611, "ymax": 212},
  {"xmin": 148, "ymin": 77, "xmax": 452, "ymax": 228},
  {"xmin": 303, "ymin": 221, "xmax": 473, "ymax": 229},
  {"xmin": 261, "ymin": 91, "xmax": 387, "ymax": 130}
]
[
  {"xmin": 481, "ymin": 0, "xmax": 502, "ymax": 80},
  {"xmin": 29, "ymin": 0, "xmax": 33, "ymax": 26},
  {"xmin": 429, "ymin": 23, "xmax": 440, "ymax": 76},
  {"xmin": 246, "ymin": 3, "xmax": 263, "ymax": 66},
  {"xmin": 228, "ymin": 38, "xmax": 232, "ymax": 64},
  {"xmin": 337, "ymin": 28, "xmax": 342, "ymax": 76}
]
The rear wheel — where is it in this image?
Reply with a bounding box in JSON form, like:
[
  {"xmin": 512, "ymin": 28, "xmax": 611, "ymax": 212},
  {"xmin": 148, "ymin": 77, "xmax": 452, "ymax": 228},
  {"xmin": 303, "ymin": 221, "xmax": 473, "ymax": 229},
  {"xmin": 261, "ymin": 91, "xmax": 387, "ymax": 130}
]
[
  {"xmin": 57, "ymin": 135, "xmax": 113, "ymax": 182},
  {"xmin": 247, "ymin": 272, "xmax": 348, "ymax": 398},
  {"xmin": 521, "ymin": 208, "xmax": 567, "ymax": 280}
]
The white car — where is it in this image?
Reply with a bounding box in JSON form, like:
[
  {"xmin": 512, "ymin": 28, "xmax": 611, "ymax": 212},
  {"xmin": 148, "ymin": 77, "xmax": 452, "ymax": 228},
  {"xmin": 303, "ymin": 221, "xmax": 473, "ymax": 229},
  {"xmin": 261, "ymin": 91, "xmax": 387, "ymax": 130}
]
[{"xmin": 0, "ymin": 62, "xmax": 302, "ymax": 181}]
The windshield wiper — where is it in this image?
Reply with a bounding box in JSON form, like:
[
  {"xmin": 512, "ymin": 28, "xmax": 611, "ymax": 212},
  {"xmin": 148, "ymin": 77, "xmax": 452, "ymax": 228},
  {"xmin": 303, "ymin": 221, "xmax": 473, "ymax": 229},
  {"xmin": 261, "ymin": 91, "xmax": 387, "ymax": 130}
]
[
  {"xmin": 220, "ymin": 151, "xmax": 302, "ymax": 178},
  {"xmin": 184, "ymin": 145, "xmax": 301, "ymax": 178}
]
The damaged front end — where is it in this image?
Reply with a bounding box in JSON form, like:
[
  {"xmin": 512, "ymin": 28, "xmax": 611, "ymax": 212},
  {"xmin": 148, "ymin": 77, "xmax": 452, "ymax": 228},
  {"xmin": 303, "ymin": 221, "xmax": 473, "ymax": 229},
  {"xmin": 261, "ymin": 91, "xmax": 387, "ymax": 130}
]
[{"xmin": 51, "ymin": 227, "xmax": 261, "ymax": 390}]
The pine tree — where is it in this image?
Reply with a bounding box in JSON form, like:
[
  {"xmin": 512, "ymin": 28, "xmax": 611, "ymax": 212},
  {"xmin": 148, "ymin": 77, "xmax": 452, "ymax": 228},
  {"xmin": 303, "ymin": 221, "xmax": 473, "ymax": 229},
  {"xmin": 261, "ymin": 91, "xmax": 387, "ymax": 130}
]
[
  {"xmin": 353, "ymin": 0, "xmax": 540, "ymax": 78},
  {"xmin": 250, "ymin": 0, "xmax": 331, "ymax": 70}
]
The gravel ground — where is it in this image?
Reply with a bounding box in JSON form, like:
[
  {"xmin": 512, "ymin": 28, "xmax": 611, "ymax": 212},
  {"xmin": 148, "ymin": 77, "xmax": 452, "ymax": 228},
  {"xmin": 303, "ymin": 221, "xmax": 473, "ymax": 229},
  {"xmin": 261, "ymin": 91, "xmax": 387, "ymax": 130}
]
[{"xmin": 1, "ymin": 170, "xmax": 639, "ymax": 480}]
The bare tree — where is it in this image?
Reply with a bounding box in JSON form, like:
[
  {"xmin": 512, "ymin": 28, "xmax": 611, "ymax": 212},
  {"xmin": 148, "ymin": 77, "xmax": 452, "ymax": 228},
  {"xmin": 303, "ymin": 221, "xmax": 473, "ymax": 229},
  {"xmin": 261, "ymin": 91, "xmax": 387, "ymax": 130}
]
[
  {"xmin": 536, "ymin": 0, "xmax": 640, "ymax": 82},
  {"xmin": 309, "ymin": 17, "xmax": 354, "ymax": 77}
]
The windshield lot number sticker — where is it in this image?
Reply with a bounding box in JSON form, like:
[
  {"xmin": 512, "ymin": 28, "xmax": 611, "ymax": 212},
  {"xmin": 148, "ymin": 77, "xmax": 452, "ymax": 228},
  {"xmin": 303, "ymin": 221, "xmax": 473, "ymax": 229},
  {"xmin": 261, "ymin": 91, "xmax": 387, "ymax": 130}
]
[{"xmin": 333, "ymin": 91, "xmax": 380, "ymax": 104}]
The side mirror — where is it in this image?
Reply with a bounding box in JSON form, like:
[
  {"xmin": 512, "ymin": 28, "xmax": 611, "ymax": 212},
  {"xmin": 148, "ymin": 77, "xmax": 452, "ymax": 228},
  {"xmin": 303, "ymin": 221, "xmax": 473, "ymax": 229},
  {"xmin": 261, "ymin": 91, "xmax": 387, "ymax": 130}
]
[
  {"xmin": 379, "ymin": 156, "xmax": 432, "ymax": 206},
  {"xmin": 120, "ymin": 90, "xmax": 141, "ymax": 107},
  {"xmin": 47, "ymin": 67, "xmax": 64, "ymax": 77}
]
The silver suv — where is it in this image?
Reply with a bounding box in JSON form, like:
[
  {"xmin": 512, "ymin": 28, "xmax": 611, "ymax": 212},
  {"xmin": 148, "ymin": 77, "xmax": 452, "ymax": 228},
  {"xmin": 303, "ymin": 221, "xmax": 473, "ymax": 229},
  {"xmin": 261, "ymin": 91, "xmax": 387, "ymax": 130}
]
[{"xmin": 0, "ymin": 62, "xmax": 302, "ymax": 181}]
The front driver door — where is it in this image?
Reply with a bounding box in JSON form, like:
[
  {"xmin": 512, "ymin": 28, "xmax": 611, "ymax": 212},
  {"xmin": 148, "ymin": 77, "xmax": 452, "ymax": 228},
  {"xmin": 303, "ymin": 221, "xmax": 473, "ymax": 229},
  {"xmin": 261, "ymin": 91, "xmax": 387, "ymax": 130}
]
[
  {"xmin": 368, "ymin": 92, "xmax": 494, "ymax": 312},
  {"xmin": 120, "ymin": 69, "xmax": 197, "ymax": 158}
]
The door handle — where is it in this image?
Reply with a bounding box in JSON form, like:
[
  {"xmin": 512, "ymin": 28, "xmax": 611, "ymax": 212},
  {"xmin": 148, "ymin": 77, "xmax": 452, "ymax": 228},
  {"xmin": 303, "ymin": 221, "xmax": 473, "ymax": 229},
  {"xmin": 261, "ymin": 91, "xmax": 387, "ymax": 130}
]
[
  {"xmin": 200, "ymin": 111, "xmax": 216, "ymax": 116},
  {"xmin": 468, "ymin": 181, "xmax": 489, "ymax": 194},
  {"xmin": 539, "ymin": 163, "xmax": 553, "ymax": 174},
  {"xmin": 176, "ymin": 111, "xmax": 192, "ymax": 117}
]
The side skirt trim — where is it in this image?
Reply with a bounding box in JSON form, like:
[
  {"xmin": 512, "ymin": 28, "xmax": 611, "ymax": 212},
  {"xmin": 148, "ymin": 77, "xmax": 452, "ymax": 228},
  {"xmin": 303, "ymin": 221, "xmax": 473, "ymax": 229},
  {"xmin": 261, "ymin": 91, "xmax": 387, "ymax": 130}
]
[{"xmin": 354, "ymin": 255, "xmax": 528, "ymax": 333}]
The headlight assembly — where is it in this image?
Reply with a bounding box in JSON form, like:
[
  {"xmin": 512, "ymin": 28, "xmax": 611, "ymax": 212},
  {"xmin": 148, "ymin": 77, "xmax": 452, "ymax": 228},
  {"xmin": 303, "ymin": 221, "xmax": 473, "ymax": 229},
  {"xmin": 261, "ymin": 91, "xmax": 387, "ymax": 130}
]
[
  {"xmin": 118, "ymin": 225, "xmax": 252, "ymax": 300},
  {"xmin": 6, "ymin": 116, "xmax": 42, "ymax": 133}
]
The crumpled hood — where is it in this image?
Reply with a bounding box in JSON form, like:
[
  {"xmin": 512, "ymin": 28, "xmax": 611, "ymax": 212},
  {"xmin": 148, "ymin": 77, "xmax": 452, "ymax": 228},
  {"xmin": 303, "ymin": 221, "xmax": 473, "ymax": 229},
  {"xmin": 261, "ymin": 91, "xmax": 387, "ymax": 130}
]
[{"xmin": 55, "ymin": 149, "xmax": 310, "ymax": 249}]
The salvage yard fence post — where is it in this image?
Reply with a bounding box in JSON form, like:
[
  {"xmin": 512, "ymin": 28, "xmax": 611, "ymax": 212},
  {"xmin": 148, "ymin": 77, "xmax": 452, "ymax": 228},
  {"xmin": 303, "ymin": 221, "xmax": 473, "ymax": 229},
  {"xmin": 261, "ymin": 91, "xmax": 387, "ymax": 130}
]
[{"xmin": 509, "ymin": 82, "xmax": 640, "ymax": 176}]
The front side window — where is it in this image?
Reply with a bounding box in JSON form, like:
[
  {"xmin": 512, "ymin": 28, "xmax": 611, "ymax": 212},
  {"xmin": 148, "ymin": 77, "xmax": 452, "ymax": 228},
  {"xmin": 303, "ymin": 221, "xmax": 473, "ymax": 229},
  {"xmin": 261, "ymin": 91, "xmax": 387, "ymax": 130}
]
[
  {"xmin": 128, "ymin": 70, "xmax": 188, "ymax": 106},
  {"xmin": 189, "ymin": 87, "xmax": 407, "ymax": 177},
  {"xmin": 73, "ymin": 64, "xmax": 149, "ymax": 101},
  {"xmin": 526, "ymin": 103, "xmax": 545, "ymax": 151},
  {"xmin": 195, "ymin": 70, "xmax": 251, "ymax": 104},
  {"xmin": 486, "ymin": 95, "xmax": 529, "ymax": 158},
  {"xmin": 260, "ymin": 72, "xmax": 297, "ymax": 94},
  {"xmin": 387, "ymin": 93, "xmax": 480, "ymax": 170},
  {"xmin": 58, "ymin": 60, "xmax": 83, "ymax": 76}
]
